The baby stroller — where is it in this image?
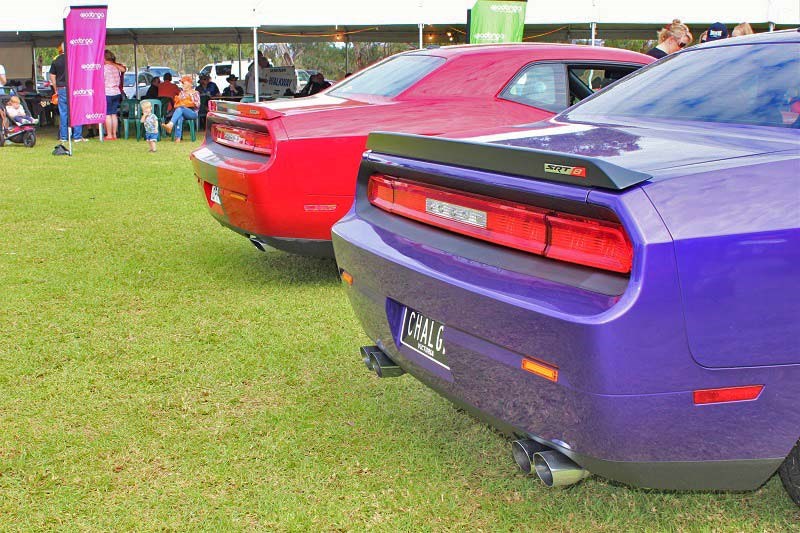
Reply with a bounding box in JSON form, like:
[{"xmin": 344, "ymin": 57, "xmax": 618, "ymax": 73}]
[{"xmin": 0, "ymin": 92, "xmax": 37, "ymax": 148}]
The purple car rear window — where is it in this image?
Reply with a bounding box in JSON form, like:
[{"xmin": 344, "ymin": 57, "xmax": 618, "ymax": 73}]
[
  {"xmin": 329, "ymin": 55, "xmax": 445, "ymax": 98},
  {"xmin": 566, "ymin": 42, "xmax": 800, "ymax": 128}
]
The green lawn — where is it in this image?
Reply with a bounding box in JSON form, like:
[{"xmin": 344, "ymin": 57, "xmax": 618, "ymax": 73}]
[{"xmin": 0, "ymin": 129, "xmax": 797, "ymax": 531}]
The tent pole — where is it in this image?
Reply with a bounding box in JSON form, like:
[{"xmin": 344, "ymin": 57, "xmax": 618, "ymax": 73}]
[
  {"xmin": 418, "ymin": 23, "xmax": 423, "ymax": 49},
  {"xmin": 344, "ymin": 38, "xmax": 349, "ymax": 74},
  {"xmin": 238, "ymin": 36, "xmax": 242, "ymax": 79},
  {"xmin": 253, "ymin": 26, "xmax": 259, "ymax": 101},
  {"xmin": 133, "ymin": 39, "xmax": 138, "ymax": 99},
  {"xmin": 32, "ymin": 46, "xmax": 38, "ymax": 85},
  {"xmin": 590, "ymin": 22, "xmax": 597, "ymax": 46}
]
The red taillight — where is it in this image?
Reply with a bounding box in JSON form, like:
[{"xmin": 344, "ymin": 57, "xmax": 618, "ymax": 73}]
[
  {"xmin": 211, "ymin": 124, "xmax": 272, "ymax": 155},
  {"xmin": 693, "ymin": 385, "xmax": 764, "ymax": 405},
  {"xmin": 367, "ymin": 174, "xmax": 633, "ymax": 274},
  {"xmin": 546, "ymin": 212, "xmax": 632, "ymax": 273}
]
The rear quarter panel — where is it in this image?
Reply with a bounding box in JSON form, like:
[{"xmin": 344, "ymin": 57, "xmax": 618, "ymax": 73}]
[
  {"xmin": 644, "ymin": 153, "xmax": 800, "ymax": 368},
  {"xmin": 279, "ymin": 99, "xmax": 553, "ymax": 198}
]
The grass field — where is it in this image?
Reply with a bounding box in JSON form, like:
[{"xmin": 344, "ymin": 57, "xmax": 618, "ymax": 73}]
[{"xmin": 0, "ymin": 129, "xmax": 798, "ymax": 531}]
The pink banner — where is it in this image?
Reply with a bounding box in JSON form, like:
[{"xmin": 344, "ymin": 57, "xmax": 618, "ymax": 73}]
[{"xmin": 65, "ymin": 6, "xmax": 108, "ymax": 126}]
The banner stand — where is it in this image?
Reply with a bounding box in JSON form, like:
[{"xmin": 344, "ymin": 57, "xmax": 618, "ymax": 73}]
[
  {"xmin": 469, "ymin": 0, "xmax": 527, "ymax": 44},
  {"xmin": 64, "ymin": 4, "xmax": 109, "ymax": 152},
  {"xmin": 62, "ymin": 14, "xmax": 72, "ymax": 156}
]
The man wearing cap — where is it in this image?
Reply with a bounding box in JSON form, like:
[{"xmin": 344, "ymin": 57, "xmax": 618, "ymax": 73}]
[
  {"xmin": 222, "ymin": 75, "xmax": 244, "ymax": 101},
  {"xmin": 196, "ymin": 74, "xmax": 220, "ymax": 97},
  {"xmin": 705, "ymin": 22, "xmax": 729, "ymax": 42},
  {"xmin": 49, "ymin": 42, "xmax": 86, "ymax": 143}
]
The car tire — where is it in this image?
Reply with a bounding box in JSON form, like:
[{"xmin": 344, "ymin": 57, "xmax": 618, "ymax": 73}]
[{"xmin": 778, "ymin": 439, "xmax": 800, "ymax": 506}]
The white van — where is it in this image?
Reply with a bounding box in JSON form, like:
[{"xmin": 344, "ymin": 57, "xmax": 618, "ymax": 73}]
[
  {"xmin": 200, "ymin": 62, "xmax": 310, "ymax": 94},
  {"xmin": 198, "ymin": 62, "xmax": 247, "ymax": 89}
]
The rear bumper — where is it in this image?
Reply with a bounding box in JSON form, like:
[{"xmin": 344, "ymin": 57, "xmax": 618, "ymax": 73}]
[
  {"xmin": 331, "ymin": 189, "xmax": 798, "ymax": 490},
  {"xmin": 411, "ymin": 360, "xmax": 782, "ymax": 491},
  {"xmin": 209, "ymin": 214, "xmax": 334, "ymax": 257},
  {"xmin": 190, "ymin": 142, "xmax": 351, "ymax": 246}
]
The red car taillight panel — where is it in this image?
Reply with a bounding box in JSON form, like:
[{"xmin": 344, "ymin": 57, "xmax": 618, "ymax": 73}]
[
  {"xmin": 211, "ymin": 124, "xmax": 273, "ymax": 155},
  {"xmin": 368, "ymin": 174, "xmax": 633, "ymax": 274}
]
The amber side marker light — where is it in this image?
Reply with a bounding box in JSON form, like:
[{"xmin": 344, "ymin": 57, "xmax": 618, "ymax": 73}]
[
  {"xmin": 340, "ymin": 270, "xmax": 354, "ymax": 286},
  {"xmin": 693, "ymin": 385, "xmax": 763, "ymax": 405},
  {"xmin": 522, "ymin": 358, "xmax": 558, "ymax": 382}
]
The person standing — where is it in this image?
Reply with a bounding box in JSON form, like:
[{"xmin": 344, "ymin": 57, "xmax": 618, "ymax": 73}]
[
  {"xmin": 140, "ymin": 100, "xmax": 159, "ymax": 153},
  {"xmin": 646, "ymin": 20, "xmax": 692, "ymax": 59},
  {"xmin": 49, "ymin": 43, "xmax": 86, "ymax": 143},
  {"xmin": 0, "ymin": 64, "xmax": 6, "ymax": 86},
  {"xmin": 704, "ymin": 22, "xmax": 729, "ymax": 42},
  {"xmin": 245, "ymin": 52, "xmax": 271, "ymax": 97},
  {"xmin": 732, "ymin": 23, "xmax": 754, "ymax": 37},
  {"xmin": 103, "ymin": 50, "xmax": 126, "ymax": 140}
]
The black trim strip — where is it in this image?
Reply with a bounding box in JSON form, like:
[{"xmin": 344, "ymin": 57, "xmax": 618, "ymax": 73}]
[{"xmin": 366, "ymin": 132, "xmax": 652, "ymax": 190}]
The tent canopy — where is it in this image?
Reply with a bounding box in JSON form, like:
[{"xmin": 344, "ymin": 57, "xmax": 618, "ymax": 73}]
[{"xmin": 0, "ymin": 0, "xmax": 797, "ymax": 46}]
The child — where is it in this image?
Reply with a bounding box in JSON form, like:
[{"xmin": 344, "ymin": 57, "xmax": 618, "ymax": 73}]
[
  {"xmin": 5, "ymin": 96, "xmax": 36, "ymax": 125},
  {"xmin": 140, "ymin": 100, "xmax": 159, "ymax": 152}
]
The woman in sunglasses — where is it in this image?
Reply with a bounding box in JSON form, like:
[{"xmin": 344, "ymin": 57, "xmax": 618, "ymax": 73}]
[{"xmin": 646, "ymin": 19, "xmax": 693, "ymax": 59}]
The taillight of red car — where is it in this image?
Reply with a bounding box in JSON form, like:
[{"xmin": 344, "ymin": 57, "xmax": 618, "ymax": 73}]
[
  {"xmin": 368, "ymin": 174, "xmax": 633, "ymax": 274},
  {"xmin": 210, "ymin": 124, "xmax": 273, "ymax": 155}
]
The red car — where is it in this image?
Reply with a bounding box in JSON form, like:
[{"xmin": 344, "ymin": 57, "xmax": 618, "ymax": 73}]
[{"xmin": 191, "ymin": 44, "xmax": 653, "ymax": 256}]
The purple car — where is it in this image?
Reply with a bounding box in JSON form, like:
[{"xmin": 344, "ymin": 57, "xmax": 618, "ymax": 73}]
[{"xmin": 332, "ymin": 30, "xmax": 800, "ymax": 503}]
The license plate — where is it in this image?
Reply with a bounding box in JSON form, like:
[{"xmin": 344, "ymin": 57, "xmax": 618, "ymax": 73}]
[
  {"xmin": 210, "ymin": 185, "xmax": 221, "ymax": 205},
  {"xmin": 400, "ymin": 307, "xmax": 448, "ymax": 369}
]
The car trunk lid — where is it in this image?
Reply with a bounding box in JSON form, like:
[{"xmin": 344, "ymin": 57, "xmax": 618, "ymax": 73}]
[{"xmin": 464, "ymin": 118, "xmax": 798, "ymax": 176}]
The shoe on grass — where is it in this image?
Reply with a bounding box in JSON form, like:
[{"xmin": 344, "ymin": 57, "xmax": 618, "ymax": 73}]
[{"xmin": 164, "ymin": 122, "xmax": 173, "ymax": 134}]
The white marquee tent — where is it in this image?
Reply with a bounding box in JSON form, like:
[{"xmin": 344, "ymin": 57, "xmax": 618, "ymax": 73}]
[
  {"xmin": 0, "ymin": 0, "xmax": 797, "ymax": 79},
  {"xmin": 1, "ymin": 0, "xmax": 796, "ymax": 45}
]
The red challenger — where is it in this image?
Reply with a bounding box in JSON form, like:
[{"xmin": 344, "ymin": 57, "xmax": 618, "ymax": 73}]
[{"xmin": 191, "ymin": 44, "xmax": 653, "ymax": 256}]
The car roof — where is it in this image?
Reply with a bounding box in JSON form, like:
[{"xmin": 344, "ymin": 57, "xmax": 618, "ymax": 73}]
[{"xmin": 408, "ymin": 42, "xmax": 647, "ymax": 62}]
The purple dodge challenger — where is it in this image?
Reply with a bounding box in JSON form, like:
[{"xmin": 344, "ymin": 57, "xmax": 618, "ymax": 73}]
[{"xmin": 332, "ymin": 30, "xmax": 800, "ymax": 503}]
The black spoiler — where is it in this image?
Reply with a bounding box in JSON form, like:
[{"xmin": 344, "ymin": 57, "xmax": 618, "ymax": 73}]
[{"xmin": 365, "ymin": 132, "xmax": 651, "ymax": 191}]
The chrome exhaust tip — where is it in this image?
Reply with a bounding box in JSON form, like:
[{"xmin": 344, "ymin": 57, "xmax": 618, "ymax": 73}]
[
  {"xmin": 533, "ymin": 450, "xmax": 590, "ymax": 487},
  {"xmin": 359, "ymin": 346, "xmax": 405, "ymax": 378},
  {"xmin": 248, "ymin": 235, "xmax": 266, "ymax": 252},
  {"xmin": 511, "ymin": 439, "xmax": 549, "ymax": 475}
]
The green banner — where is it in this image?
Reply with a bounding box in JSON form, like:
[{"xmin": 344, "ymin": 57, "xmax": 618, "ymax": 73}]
[{"xmin": 469, "ymin": 0, "xmax": 527, "ymax": 44}]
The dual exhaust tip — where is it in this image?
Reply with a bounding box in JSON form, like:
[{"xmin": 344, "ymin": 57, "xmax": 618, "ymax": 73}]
[
  {"xmin": 357, "ymin": 347, "xmax": 587, "ymax": 486},
  {"xmin": 361, "ymin": 345, "xmax": 405, "ymax": 378},
  {"xmin": 512, "ymin": 439, "xmax": 590, "ymax": 487}
]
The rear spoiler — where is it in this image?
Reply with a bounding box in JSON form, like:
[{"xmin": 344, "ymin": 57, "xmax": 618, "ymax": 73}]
[
  {"xmin": 365, "ymin": 132, "xmax": 651, "ymax": 191},
  {"xmin": 209, "ymin": 100, "xmax": 284, "ymax": 121}
]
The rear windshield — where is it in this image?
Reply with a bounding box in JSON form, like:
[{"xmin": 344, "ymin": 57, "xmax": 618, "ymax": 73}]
[
  {"xmin": 329, "ymin": 55, "xmax": 445, "ymax": 98},
  {"xmin": 216, "ymin": 65, "xmax": 232, "ymax": 76},
  {"xmin": 565, "ymin": 42, "xmax": 800, "ymax": 128}
]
